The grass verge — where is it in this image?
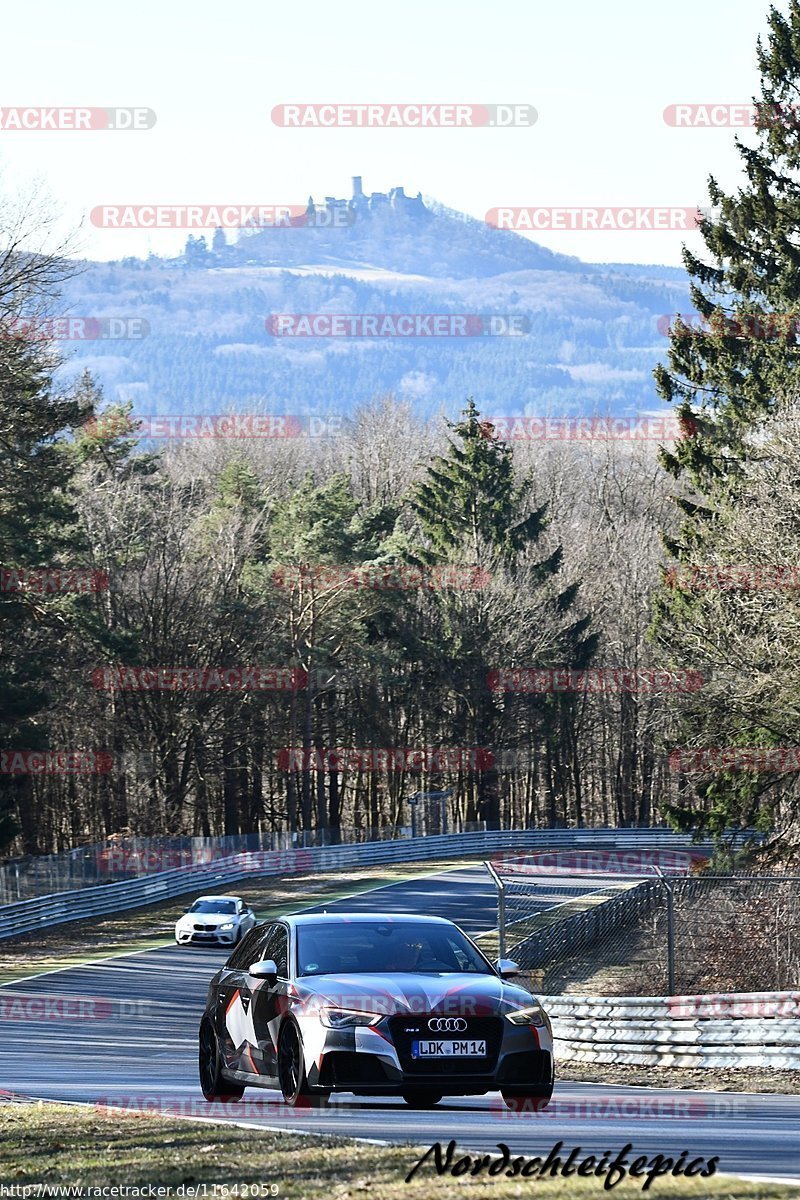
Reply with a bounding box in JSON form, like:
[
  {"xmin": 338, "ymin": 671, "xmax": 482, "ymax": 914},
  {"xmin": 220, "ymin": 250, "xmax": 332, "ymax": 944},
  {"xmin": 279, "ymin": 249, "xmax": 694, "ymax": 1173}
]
[{"xmin": 0, "ymin": 1101, "xmax": 796, "ymax": 1198}]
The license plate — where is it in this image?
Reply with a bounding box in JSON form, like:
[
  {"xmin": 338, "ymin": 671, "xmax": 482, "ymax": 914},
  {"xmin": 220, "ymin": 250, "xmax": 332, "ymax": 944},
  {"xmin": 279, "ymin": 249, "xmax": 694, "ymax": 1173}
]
[{"xmin": 411, "ymin": 1039, "xmax": 487, "ymax": 1058}]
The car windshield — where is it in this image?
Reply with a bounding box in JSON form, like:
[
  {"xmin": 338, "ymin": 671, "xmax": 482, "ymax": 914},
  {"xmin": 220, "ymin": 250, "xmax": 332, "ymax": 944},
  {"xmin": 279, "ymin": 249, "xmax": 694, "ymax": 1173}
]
[
  {"xmin": 190, "ymin": 899, "xmax": 236, "ymax": 914},
  {"xmin": 296, "ymin": 920, "xmax": 492, "ymax": 977}
]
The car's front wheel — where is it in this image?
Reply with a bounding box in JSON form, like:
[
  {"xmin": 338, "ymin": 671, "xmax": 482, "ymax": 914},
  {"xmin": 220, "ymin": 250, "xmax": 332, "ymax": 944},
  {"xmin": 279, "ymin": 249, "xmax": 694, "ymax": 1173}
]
[
  {"xmin": 199, "ymin": 1018, "xmax": 244, "ymax": 1102},
  {"xmin": 277, "ymin": 1022, "xmax": 329, "ymax": 1107},
  {"xmin": 401, "ymin": 1090, "xmax": 443, "ymax": 1108},
  {"xmin": 500, "ymin": 1086, "xmax": 553, "ymax": 1112}
]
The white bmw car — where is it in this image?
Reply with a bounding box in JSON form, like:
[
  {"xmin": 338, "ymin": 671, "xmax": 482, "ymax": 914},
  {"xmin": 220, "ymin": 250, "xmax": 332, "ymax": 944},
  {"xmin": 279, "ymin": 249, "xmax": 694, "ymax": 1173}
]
[{"xmin": 175, "ymin": 895, "xmax": 257, "ymax": 947}]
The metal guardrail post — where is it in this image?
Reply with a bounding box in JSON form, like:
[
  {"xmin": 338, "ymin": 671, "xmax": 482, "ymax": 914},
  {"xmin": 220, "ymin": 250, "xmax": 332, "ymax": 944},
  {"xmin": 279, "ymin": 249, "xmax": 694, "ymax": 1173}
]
[
  {"xmin": 484, "ymin": 859, "xmax": 506, "ymax": 960},
  {"xmin": 654, "ymin": 867, "xmax": 676, "ymax": 995},
  {"xmin": 666, "ymin": 883, "xmax": 675, "ymax": 995},
  {"xmin": 408, "ymin": 793, "xmax": 419, "ymax": 839}
]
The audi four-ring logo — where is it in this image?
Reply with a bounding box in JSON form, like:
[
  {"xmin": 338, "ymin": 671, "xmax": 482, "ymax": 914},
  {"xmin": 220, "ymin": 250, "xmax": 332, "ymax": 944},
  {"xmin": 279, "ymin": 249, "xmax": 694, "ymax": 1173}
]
[{"xmin": 428, "ymin": 1017, "xmax": 467, "ymax": 1031}]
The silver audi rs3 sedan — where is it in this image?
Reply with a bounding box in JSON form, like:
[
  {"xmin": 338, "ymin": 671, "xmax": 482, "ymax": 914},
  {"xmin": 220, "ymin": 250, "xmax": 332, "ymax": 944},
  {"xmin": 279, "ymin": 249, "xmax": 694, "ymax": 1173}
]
[{"xmin": 198, "ymin": 912, "xmax": 554, "ymax": 1109}]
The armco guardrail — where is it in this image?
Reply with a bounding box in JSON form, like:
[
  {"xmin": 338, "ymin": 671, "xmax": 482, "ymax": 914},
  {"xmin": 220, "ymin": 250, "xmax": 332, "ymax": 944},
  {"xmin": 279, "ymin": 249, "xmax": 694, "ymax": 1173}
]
[
  {"xmin": 543, "ymin": 991, "xmax": 800, "ymax": 1068},
  {"xmin": 0, "ymin": 828, "xmax": 708, "ymax": 941},
  {"xmin": 1, "ymin": 824, "xmax": 488, "ymax": 902}
]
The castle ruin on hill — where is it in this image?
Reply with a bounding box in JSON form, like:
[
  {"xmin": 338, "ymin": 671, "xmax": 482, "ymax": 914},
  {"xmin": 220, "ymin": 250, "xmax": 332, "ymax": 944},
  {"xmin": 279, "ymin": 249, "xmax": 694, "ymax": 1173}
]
[{"xmin": 306, "ymin": 176, "xmax": 427, "ymax": 219}]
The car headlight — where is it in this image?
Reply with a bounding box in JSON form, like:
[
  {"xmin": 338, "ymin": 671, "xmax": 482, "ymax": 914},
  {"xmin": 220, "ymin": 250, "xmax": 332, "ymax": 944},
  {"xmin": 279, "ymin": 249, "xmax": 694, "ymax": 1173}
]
[
  {"xmin": 506, "ymin": 1003, "xmax": 551, "ymax": 1031},
  {"xmin": 320, "ymin": 1008, "xmax": 382, "ymax": 1029},
  {"xmin": 219, "ymin": 922, "xmax": 235, "ymax": 931}
]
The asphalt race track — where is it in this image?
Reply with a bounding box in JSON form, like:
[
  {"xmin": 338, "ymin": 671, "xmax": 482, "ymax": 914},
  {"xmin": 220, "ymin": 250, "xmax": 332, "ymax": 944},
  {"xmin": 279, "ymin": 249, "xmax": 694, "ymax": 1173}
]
[
  {"xmin": 304, "ymin": 863, "xmax": 605, "ymax": 931},
  {"xmin": 2, "ymin": 866, "xmax": 799, "ymax": 1181}
]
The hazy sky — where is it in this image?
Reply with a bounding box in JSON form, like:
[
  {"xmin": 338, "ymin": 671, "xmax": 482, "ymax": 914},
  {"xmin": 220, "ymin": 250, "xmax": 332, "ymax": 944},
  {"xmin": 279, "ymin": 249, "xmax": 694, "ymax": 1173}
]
[{"xmin": 0, "ymin": 0, "xmax": 783, "ymax": 267}]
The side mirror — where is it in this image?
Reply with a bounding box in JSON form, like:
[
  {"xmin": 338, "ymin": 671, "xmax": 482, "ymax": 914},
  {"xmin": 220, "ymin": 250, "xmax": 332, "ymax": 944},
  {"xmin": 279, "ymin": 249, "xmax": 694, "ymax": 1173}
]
[
  {"xmin": 496, "ymin": 958, "xmax": 521, "ymax": 978},
  {"xmin": 249, "ymin": 958, "xmax": 278, "ymax": 983}
]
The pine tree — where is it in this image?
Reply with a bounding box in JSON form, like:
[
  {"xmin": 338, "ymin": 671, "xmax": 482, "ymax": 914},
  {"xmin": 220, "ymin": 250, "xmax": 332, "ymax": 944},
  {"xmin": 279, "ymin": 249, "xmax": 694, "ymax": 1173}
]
[
  {"xmin": 412, "ymin": 398, "xmax": 556, "ymax": 568},
  {"xmin": 653, "ymin": 3, "xmax": 800, "ymax": 838},
  {"xmin": 410, "ymin": 401, "xmax": 595, "ymax": 828},
  {"xmin": 656, "ymin": 3, "xmax": 800, "ymax": 495},
  {"xmin": 0, "ymin": 338, "xmax": 91, "ymax": 851}
]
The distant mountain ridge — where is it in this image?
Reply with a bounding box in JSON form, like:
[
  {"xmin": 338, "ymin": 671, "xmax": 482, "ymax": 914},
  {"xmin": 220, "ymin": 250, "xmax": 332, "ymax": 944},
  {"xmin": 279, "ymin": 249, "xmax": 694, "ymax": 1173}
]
[{"xmin": 55, "ymin": 177, "xmax": 691, "ymax": 421}]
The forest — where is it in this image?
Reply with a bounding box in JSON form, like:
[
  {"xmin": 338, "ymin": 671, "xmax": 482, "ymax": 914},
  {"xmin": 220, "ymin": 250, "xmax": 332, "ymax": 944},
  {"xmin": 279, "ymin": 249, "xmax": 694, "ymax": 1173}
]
[{"xmin": 5, "ymin": 3, "xmax": 800, "ymax": 858}]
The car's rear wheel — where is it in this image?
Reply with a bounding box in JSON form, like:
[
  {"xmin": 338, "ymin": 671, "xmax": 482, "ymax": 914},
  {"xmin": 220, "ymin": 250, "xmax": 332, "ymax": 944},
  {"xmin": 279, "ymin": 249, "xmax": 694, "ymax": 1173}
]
[
  {"xmin": 500, "ymin": 1086, "xmax": 553, "ymax": 1112},
  {"xmin": 199, "ymin": 1018, "xmax": 244, "ymax": 1102},
  {"xmin": 401, "ymin": 1089, "xmax": 443, "ymax": 1108},
  {"xmin": 278, "ymin": 1022, "xmax": 329, "ymax": 1108}
]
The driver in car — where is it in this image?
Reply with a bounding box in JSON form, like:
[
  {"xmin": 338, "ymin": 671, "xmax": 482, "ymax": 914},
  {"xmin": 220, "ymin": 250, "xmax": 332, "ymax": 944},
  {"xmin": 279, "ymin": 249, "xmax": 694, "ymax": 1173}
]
[{"xmin": 384, "ymin": 938, "xmax": 423, "ymax": 971}]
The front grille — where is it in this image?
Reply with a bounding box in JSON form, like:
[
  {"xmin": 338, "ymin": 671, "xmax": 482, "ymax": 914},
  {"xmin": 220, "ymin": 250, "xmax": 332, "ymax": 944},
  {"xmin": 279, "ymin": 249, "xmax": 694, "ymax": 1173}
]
[
  {"xmin": 194, "ymin": 924, "xmax": 217, "ymax": 932},
  {"xmin": 388, "ymin": 1015, "xmax": 503, "ymax": 1075}
]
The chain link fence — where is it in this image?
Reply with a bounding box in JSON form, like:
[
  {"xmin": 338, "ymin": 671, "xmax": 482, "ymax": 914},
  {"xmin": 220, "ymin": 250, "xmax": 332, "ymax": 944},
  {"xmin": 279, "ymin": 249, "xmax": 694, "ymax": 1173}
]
[{"xmin": 481, "ymin": 852, "xmax": 800, "ymax": 997}]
